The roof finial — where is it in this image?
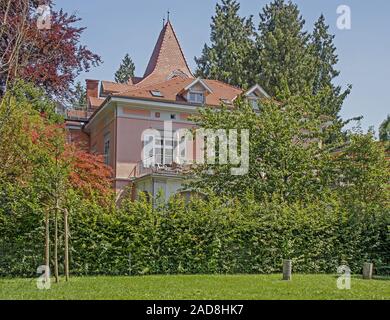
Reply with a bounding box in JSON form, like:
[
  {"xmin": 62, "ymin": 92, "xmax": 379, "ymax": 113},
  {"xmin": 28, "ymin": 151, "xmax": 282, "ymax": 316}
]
[
  {"xmin": 167, "ymin": 10, "xmax": 170, "ymax": 22},
  {"xmin": 163, "ymin": 16, "xmax": 165, "ymax": 27}
]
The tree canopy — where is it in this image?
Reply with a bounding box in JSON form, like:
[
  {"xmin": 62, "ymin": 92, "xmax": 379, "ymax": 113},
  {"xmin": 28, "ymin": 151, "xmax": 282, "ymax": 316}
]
[
  {"xmin": 0, "ymin": 0, "xmax": 101, "ymax": 99},
  {"xmin": 115, "ymin": 54, "xmax": 135, "ymax": 84}
]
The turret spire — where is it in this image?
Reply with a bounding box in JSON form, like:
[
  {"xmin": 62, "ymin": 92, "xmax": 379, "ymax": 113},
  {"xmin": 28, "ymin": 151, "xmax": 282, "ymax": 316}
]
[{"xmin": 140, "ymin": 19, "xmax": 194, "ymax": 86}]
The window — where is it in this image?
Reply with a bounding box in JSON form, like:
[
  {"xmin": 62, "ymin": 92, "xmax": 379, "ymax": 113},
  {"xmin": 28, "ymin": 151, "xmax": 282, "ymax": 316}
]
[
  {"xmin": 151, "ymin": 90, "xmax": 163, "ymax": 97},
  {"xmin": 143, "ymin": 131, "xmax": 187, "ymax": 166},
  {"xmin": 103, "ymin": 134, "xmax": 110, "ymax": 165},
  {"xmin": 249, "ymin": 98, "xmax": 260, "ymax": 110},
  {"xmin": 170, "ymin": 114, "xmax": 176, "ymax": 120},
  {"xmin": 155, "ymin": 112, "xmax": 160, "ymax": 118},
  {"xmin": 143, "ymin": 135, "xmax": 154, "ymax": 167},
  {"xmin": 188, "ymin": 91, "xmax": 204, "ymax": 104}
]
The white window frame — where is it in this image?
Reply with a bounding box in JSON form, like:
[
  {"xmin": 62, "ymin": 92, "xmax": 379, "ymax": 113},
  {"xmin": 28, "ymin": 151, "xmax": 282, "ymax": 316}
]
[
  {"xmin": 143, "ymin": 134, "xmax": 155, "ymax": 167},
  {"xmin": 143, "ymin": 131, "xmax": 187, "ymax": 166},
  {"xmin": 187, "ymin": 90, "xmax": 205, "ymax": 104}
]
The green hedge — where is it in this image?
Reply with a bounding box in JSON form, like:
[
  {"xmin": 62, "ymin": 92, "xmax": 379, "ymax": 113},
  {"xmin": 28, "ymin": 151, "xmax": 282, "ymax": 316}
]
[{"xmin": 1, "ymin": 192, "xmax": 389, "ymax": 277}]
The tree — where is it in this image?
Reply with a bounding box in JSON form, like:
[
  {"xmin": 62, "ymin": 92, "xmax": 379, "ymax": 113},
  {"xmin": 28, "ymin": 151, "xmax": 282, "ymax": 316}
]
[
  {"xmin": 70, "ymin": 81, "xmax": 87, "ymax": 108},
  {"xmin": 115, "ymin": 54, "xmax": 135, "ymax": 84},
  {"xmin": 311, "ymin": 14, "xmax": 351, "ymax": 118},
  {"xmin": 0, "ymin": 0, "xmax": 101, "ymax": 99},
  {"xmin": 188, "ymin": 96, "xmax": 328, "ymax": 203},
  {"xmin": 195, "ymin": 0, "xmax": 255, "ymax": 88},
  {"xmin": 379, "ymin": 114, "xmax": 390, "ymax": 142},
  {"xmin": 0, "ymin": 82, "xmax": 114, "ymax": 281},
  {"xmin": 254, "ymin": 0, "xmax": 315, "ymax": 97}
]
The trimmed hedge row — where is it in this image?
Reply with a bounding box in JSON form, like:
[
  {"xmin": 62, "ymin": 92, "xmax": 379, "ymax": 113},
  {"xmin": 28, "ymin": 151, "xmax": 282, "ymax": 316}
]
[{"xmin": 1, "ymin": 193, "xmax": 389, "ymax": 277}]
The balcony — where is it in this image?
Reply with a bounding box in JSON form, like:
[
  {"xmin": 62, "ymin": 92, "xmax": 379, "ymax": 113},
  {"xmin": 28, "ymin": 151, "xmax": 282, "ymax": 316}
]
[
  {"xmin": 131, "ymin": 157, "xmax": 192, "ymax": 178},
  {"xmin": 65, "ymin": 105, "xmax": 94, "ymax": 121}
]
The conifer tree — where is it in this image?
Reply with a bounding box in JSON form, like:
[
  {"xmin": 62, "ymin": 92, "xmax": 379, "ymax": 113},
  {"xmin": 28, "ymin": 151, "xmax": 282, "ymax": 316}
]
[
  {"xmin": 379, "ymin": 115, "xmax": 390, "ymax": 142},
  {"xmin": 311, "ymin": 14, "xmax": 351, "ymax": 118},
  {"xmin": 254, "ymin": 0, "xmax": 315, "ymax": 97},
  {"xmin": 195, "ymin": 0, "xmax": 255, "ymax": 88},
  {"xmin": 71, "ymin": 81, "xmax": 87, "ymax": 108},
  {"xmin": 115, "ymin": 54, "xmax": 135, "ymax": 84}
]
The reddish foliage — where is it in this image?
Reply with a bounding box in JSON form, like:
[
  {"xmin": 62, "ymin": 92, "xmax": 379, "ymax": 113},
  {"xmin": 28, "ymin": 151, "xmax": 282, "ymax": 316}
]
[
  {"xmin": 0, "ymin": 0, "xmax": 101, "ymax": 98},
  {"xmin": 29, "ymin": 117, "xmax": 113, "ymax": 200},
  {"xmin": 69, "ymin": 149, "xmax": 113, "ymax": 198}
]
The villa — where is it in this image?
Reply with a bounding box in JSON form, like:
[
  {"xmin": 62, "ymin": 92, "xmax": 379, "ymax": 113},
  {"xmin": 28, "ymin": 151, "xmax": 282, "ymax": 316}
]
[{"xmin": 65, "ymin": 20, "xmax": 269, "ymax": 200}]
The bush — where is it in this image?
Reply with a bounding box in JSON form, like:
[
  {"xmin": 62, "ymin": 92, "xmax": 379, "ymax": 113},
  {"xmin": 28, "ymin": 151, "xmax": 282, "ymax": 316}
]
[
  {"xmin": 65, "ymin": 193, "xmax": 390, "ymax": 276},
  {"xmin": 1, "ymin": 190, "xmax": 388, "ymax": 277}
]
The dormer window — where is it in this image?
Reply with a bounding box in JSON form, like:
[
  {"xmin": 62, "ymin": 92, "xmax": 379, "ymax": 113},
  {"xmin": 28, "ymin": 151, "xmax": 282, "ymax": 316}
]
[
  {"xmin": 188, "ymin": 91, "xmax": 204, "ymax": 104},
  {"xmin": 244, "ymin": 84, "xmax": 270, "ymax": 111},
  {"xmin": 249, "ymin": 98, "xmax": 260, "ymax": 110},
  {"xmin": 183, "ymin": 78, "xmax": 213, "ymax": 105}
]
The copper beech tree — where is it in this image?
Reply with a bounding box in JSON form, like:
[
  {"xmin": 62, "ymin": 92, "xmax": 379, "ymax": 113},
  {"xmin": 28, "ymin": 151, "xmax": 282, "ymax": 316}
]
[{"xmin": 0, "ymin": 0, "xmax": 101, "ymax": 98}]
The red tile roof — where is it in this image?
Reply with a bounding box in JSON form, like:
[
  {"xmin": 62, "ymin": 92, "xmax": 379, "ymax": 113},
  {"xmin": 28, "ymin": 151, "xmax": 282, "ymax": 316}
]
[
  {"xmin": 89, "ymin": 97, "xmax": 105, "ymax": 109},
  {"xmin": 83, "ymin": 21, "xmax": 246, "ymax": 120},
  {"xmin": 138, "ymin": 21, "xmax": 194, "ymax": 87},
  {"xmin": 115, "ymin": 77, "xmax": 242, "ymax": 106},
  {"xmin": 101, "ymin": 81, "xmax": 132, "ymax": 95}
]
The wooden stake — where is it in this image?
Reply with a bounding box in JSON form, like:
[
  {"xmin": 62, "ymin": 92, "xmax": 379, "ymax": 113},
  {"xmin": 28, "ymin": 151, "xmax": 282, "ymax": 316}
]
[
  {"xmin": 54, "ymin": 207, "xmax": 59, "ymax": 283},
  {"xmin": 64, "ymin": 208, "xmax": 69, "ymax": 281},
  {"xmin": 44, "ymin": 209, "xmax": 50, "ymax": 281},
  {"xmin": 283, "ymin": 259, "xmax": 292, "ymax": 281}
]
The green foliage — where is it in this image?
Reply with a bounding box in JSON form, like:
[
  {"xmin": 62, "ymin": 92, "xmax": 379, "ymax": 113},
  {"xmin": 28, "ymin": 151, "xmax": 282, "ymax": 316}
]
[
  {"xmin": 115, "ymin": 54, "xmax": 135, "ymax": 84},
  {"xmin": 195, "ymin": 0, "xmax": 255, "ymax": 88},
  {"xmin": 189, "ymin": 96, "xmax": 329, "ymax": 202},
  {"xmin": 379, "ymin": 114, "xmax": 390, "ymax": 142},
  {"xmin": 310, "ymin": 14, "xmax": 351, "ymax": 119},
  {"xmin": 8, "ymin": 81, "xmax": 64, "ymax": 124},
  {"xmin": 254, "ymin": 0, "xmax": 315, "ymax": 97},
  {"xmin": 70, "ymin": 81, "xmax": 87, "ymax": 108},
  {"xmin": 2, "ymin": 192, "xmax": 388, "ymax": 277}
]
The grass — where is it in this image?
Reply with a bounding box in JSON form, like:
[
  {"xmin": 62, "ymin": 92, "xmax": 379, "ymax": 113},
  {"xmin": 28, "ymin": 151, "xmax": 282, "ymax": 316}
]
[{"xmin": 0, "ymin": 274, "xmax": 389, "ymax": 300}]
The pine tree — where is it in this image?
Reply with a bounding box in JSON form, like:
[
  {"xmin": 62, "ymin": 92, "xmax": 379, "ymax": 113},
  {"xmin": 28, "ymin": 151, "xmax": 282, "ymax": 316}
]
[
  {"xmin": 379, "ymin": 115, "xmax": 390, "ymax": 142},
  {"xmin": 71, "ymin": 81, "xmax": 87, "ymax": 108},
  {"xmin": 115, "ymin": 54, "xmax": 135, "ymax": 84},
  {"xmin": 195, "ymin": 0, "xmax": 255, "ymax": 88},
  {"xmin": 311, "ymin": 14, "xmax": 351, "ymax": 118},
  {"xmin": 254, "ymin": 0, "xmax": 315, "ymax": 97}
]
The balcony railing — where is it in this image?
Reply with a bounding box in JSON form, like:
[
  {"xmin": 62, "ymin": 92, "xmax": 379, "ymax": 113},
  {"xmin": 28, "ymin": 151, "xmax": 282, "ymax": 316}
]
[
  {"xmin": 131, "ymin": 157, "xmax": 192, "ymax": 178},
  {"xmin": 65, "ymin": 105, "xmax": 94, "ymax": 121}
]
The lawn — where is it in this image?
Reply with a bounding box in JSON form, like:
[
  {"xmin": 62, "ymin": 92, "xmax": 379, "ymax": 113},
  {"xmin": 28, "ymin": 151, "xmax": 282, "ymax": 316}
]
[{"xmin": 0, "ymin": 274, "xmax": 389, "ymax": 300}]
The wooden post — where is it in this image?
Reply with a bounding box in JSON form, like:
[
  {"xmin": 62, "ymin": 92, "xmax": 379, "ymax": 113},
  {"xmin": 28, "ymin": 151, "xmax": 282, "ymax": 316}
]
[
  {"xmin": 64, "ymin": 208, "xmax": 69, "ymax": 281},
  {"xmin": 44, "ymin": 209, "xmax": 50, "ymax": 281},
  {"xmin": 283, "ymin": 259, "xmax": 292, "ymax": 281},
  {"xmin": 363, "ymin": 262, "xmax": 373, "ymax": 280},
  {"xmin": 54, "ymin": 207, "xmax": 59, "ymax": 283}
]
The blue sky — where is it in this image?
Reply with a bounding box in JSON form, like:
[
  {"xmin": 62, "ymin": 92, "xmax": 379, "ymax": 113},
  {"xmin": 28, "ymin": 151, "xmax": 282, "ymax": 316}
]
[{"xmin": 55, "ymin": 0, "xmax": 390, "ymax": 133}]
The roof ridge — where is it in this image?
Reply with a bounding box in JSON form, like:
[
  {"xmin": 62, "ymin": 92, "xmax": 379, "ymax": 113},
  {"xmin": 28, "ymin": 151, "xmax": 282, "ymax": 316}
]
[
  {"xmin": 115, "ymin": 77, "xmax": 192, "ymax": 96},
  {"xmin": 166, "ymin": 21, "xmax": 193, "ymax": 78},
  {"xmin": 206, "ymin": 79, "xmax": 243, "ymax": 92}
]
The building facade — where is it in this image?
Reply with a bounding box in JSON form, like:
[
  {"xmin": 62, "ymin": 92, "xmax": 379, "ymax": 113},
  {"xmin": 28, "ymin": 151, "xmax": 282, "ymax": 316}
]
[{"xmin": 65, "ymin": 21, "xmax": 269, "ymax": 200}]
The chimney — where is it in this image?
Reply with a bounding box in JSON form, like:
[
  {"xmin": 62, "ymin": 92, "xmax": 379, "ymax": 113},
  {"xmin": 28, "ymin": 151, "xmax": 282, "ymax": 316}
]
[{"xmin": 86, "ymin": 79, "xmax": 99, "ymax": 99}]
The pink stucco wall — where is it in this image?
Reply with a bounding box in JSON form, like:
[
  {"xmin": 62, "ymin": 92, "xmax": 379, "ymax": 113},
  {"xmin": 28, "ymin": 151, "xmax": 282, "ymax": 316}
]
[{"xmin": 115, "ymin": 116, "xmax": 197, "ymax": 180}]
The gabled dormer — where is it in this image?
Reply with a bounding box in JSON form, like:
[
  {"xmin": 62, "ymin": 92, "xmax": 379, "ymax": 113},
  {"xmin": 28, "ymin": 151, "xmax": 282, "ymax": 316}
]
[
  {"xmin": 181, "ymin": 78, "xmax": 213, "ymax": 105},
  {"xmin": 244, "ymin": 84, "xmax": 270, "ymax": 110}
]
